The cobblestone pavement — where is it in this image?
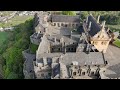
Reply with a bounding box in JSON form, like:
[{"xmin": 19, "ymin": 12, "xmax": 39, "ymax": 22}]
[{"xmin": 104, "ymin": 45, "xmax": 120, "ymax": 78}]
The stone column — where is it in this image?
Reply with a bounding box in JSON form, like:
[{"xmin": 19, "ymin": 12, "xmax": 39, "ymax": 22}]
[{"xmin": 54, "ymin": 37, "xmax": 56, "ymax": 43}]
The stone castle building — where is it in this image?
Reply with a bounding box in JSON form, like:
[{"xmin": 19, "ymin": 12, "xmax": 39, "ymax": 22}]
[
  {"xmin": 23, "ymin": 11, "xmax": 112, "ymax": 79},
  {"xmin": 83, "ymin": 15, "xmax": 112, "ymax": 53}
]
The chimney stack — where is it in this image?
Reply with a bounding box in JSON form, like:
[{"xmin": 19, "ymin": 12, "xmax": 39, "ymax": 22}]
[
  {"xmin": 64, "ymin": 46, "xmax": 66, "ymax": 54},
  {"xmin": 88, "ymin": 21, "xmax": 91, "ymax": 31},
  {"xmin": 60, "ymin": 37, "xmax": 64, "ymax": 44},
  {"xmin": 86, "ymin": 16, "xmax": 88, "ymax": 23},
  {"xmin": 54, "ymin": 37, "xmax": 56, "ymax": 43},
  {"xmin": 71, "ymin": 31, "xmax": 73, "ymax": 39},
  {"xmin": 43, "ymin": 57, "xmax": 47, "ymax": 66},
  {"xmin": 97, "ymin": 15, "xmax": 100, "ymax": 23},
  {"xmin": 102, "ymin": 21, "xmax": 106, "ymax": 30}
]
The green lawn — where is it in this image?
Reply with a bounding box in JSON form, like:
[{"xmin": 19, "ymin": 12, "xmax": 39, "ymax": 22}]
[
  {"xmin": 0, "ymin": 32, "xmax": 9, "ymax": 46},
  {"xmin": 113, "ymin": 38, "xmax": 120, "ymax": 48},
  {"xmin": 0, "ymin": 15, "xmax": 34, "ymax": 28}
]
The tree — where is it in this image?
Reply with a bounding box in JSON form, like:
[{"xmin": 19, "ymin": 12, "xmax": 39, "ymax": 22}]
[
  {"xmin": 7, "ymin": 72, "xmax": 18, "ymax": 79},
  {"xmin": 62, "ymin": 11, "xmax": 76, "ymax": 16},
  {"xmin": 2, "ymin": 18, "xmax": 34, "ymax": 79}
]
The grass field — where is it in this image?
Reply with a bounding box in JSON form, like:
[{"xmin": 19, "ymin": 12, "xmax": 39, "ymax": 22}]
[
  {"xmin": 0, "ymin": 15, "xmax": 34, "ymax": 28},
  {"xmin": 0, "ymin": 32, "xmax": 9, "ymax": 46}
]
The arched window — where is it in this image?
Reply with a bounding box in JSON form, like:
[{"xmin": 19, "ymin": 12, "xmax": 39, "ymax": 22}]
[
  {"xmin": 91, "ymin": 72, "xmax": 94, "ymax": 75},
  {"xmin": 73, "ymin": 72, "xmax": 76, "ymax": 76},
  {"xmin": 58, "ymin": 48, "xmax": 60, "ymax": 51},
  {"xmin": 54, "ymin": 23, "xmax": 56, "ymax": 26},
  {"xmin": 58, "ymin": 23, "xmax": 60, "ymax": 27},
  {"xmin": 68, "ymin": 48, "xmax": 70, "ymax": 51},
  {"xmin": 82, "ymin": 72, "xmax": 85, "ymax": 75},
  {"xmin": 76, "ymin": 24, "xmax": 78, "ymax": 27},
  {"xmin": 101, "ymin": 42, "xmax": 104, "ymax": 45},
  {"xmin": 65, "ymin": 24, "xmax": 67, "ymax": 27},
  {"xmin": 61, "ymin": 23, "xmax": 64, "ymax": 26},
  {"xmin": 72, "ymin": 24, "xmax": 74, "ymax": 27}
]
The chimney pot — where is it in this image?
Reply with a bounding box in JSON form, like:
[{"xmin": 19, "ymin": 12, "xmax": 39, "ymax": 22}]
[{"xmin": 97, "ymin": 15, "xmax": 100, "ymax": 23}]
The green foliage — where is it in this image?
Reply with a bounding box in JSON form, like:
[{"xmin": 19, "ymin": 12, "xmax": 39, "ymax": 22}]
[
  {"xmin": 81, "ymin": 11, "xmax": 89, "ymax": 20},
  {"xmin": 0, "ymin": 32, "xmax": 9, "ymax": 46},
  {"xmin": 113, "ymin": 38, "xmax": 120, "ymax": 48},
  {"xmin": 7, "ymin": 72, "xmax": 18, "ymax": 79},
  {"xmin": 62, "ymin": 11, "xmax": 76, "ymax": 16},
  {"xmin": 80, "ymin": 11, "xmax": 120, "ymax": 25},
  {"xmin": 1, "ymin": 18, "xmax": 34, "ymax": 79},
  {"xmin": 29, "ymin": 43, "xmax": 38, "ymax": 54}
]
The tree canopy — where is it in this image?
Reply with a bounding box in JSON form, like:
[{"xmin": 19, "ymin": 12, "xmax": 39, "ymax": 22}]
[
  {"xmin": 62, "ymin": 11, "xmax": 76, "ymax": 16},
  {"xmin": 1, "ymin": 18, "xmax": 33, "ymax": 79}
]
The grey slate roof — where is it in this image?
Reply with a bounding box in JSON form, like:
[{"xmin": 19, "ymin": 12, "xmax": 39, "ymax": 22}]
[
  {"xmin": 37, "ymin": 52, "xmax": 105, "ymax": 66},
  {"xmin": 52, "ymin": 64, "xmax": 60, "ymax": 77},
  {"xmin": 46, "ymin": 34, "xmax": 80, "ymax": 45},
  {"xmin": 51, "ymin": 15, "xmax": 80, "ymax": 23},
  {"xmin": 61, "ymin": 52, "xmax": 105, "ymax": 66},
  {"xmin": 87, "ymin": 15, "xmax": 101, "ymax": 36}
]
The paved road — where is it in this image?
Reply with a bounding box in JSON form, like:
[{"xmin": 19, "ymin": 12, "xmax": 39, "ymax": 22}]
[{"xmin": 104, "ymin": 45, "xmax": 120, "ymax": 78}]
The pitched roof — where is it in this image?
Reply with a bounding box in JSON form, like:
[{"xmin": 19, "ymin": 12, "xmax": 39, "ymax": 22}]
[
  {"xmin": 60, "ymin": 52, "xmax": 105, "ymax": 66},
  {"xmin": 87, "ymin": 15, "xmax": 101, "ymax": 36},
  {"xmin": 51, "ymin": 15, "xmax": 80, "ymax": 23},
  {"xmin": 37, "ymin": 52, "xmax": 105, "ymax": 66}
]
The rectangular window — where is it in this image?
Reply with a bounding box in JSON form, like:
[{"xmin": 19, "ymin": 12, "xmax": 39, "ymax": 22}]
[
  {"xmin": 82, "ymin": 72, "xmax": 85, "ymax": 75},
  {"xmin": 58, "ymin": 23, "xmax": 60, "ymax": 27},
  {"xmin": 61, "ymin": 23, "xmax": 64, "ymax": 26},
  {"xmin": 65, "ymin": 24, "xmax": 67, "ymax": 27},
  {"xmin": 72, "ymin": 24, "xmax": 74, "ymax": 27},
  {"xmin": 73, "ymin": 72, "xmax": 76, "ymax": 76},
  {"xmin": 54, "ymin": 23, "xmax": 56, "ymax": 26},
  {"xmin": 76, "ymin": 24, "xmax": 78, "ymax": 27}
]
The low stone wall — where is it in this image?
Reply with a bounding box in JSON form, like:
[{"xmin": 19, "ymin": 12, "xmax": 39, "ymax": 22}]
[{"xmin": 0, "ymin": 27, "xmax": 14, "ymax": 32}]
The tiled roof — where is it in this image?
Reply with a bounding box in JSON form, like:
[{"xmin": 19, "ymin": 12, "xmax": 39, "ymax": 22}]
[
  {"xmin": 37, "ymin": 52, "xmax": 105, "ymax": 66},
  {"xmin": 51, "ymin": 15, "xmax": 80, "ymax": 23},
  {"xmin": 87, "ymin": 15, "xmax": 101, "ymax": 36},
  {"xmin": 61, "ymin": 52, "xmax": 105, "ymax": 66}
]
